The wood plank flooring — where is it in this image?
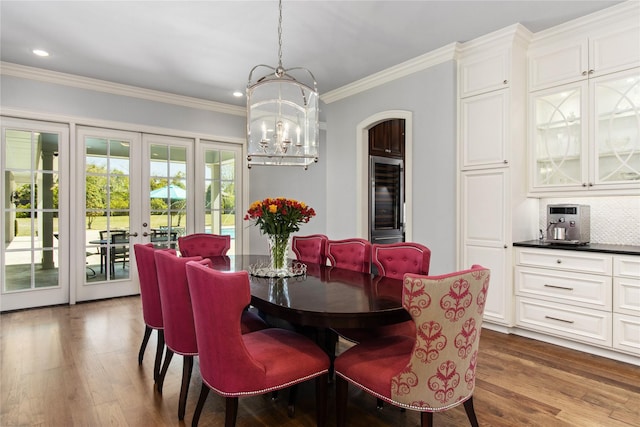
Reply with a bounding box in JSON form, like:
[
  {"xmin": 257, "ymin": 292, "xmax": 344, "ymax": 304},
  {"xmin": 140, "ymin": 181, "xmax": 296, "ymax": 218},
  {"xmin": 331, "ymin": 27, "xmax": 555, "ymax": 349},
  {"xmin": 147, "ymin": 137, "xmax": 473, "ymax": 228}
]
[{"xmin": 1, "ymin": 296, "xmax": 639, "ymax": 426}]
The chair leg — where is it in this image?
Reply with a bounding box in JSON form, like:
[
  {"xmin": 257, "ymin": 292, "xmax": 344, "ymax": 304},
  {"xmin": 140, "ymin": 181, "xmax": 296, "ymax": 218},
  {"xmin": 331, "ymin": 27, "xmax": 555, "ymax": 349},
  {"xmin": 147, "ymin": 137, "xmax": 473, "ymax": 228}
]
[
  {"xmin": 420, "ymin": 411, "xmax": 434, "ymax": 427},
  {"xmin": 154, "ymin": 330, "xmax": 165, "ymax": 383},
  {"xmin": 324, "ymin": 328, "xmax": 338, "ymax": 382},
  {"xmin": 315, "ymin": 373, "xmax": 328, "ymax": 427},
  {"xmin": 463, "ymin": 396, "xmax": 479, "ymax": 427},
  {"xmin": 157, "ymin": 348, "xmax": 174, "ymax": 394},
  {"xmin": 335, "ymin": 375, "xmax": 348, "ymax": 427},
  {"xmin": 138, "ymin": 325, "xmax": 152, "ymax": 365},
  {"xmin": 178, "ymin": 355, "xmax": 194, "ymax": 420},
  {"xmin": 287, "ymin": 385, "xmax": 298, "ymax": 418},
  {"xmin": 191, "ymin": 382, "xmax": 210, "ymax": 427},
  {"xmin": 225, "ymin": 397, "xmax": 239, "ymax": 427}
]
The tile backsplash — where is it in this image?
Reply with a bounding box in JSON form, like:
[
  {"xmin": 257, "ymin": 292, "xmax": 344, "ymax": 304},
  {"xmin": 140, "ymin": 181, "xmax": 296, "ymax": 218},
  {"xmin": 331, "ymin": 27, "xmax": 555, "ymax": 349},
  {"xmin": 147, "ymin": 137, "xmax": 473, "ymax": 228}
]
[{"xmin": 538, "ymin": 196, "xmax": 640, "ymax": 246}]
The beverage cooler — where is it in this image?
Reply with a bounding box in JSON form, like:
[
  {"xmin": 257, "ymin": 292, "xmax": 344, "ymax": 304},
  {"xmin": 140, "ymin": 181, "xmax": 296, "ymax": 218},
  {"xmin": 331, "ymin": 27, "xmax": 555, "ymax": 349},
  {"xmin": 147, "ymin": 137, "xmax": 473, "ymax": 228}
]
[{"xmin": 369, "ymin": 156, "xmax": 404, "ymax": 244}]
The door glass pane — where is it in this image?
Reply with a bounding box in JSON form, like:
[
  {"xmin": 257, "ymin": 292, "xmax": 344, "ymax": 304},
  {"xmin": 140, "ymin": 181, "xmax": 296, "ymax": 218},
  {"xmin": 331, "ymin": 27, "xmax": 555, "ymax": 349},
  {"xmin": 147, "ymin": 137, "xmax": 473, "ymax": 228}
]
[
  {"xmin": 594, "ymin": 73, "xmax": 640, "ymax": 183},
  {"xmin": 204, "ymin": 148, "xmax": 237, "ymax": 254},
  {"xmin": 149, "ymin": 144, "xmax": 187, "ymax": 249},
  {"xmin": 85, "ymin": 137, "xmax": 131, "ymax": 282},
  {"xmin": 533, "ymin": 87, "xmax": 583, "ymax": 186},
  {"xmin": 3, "ymin": 130, "xmax": 59, "ymax": 292}
]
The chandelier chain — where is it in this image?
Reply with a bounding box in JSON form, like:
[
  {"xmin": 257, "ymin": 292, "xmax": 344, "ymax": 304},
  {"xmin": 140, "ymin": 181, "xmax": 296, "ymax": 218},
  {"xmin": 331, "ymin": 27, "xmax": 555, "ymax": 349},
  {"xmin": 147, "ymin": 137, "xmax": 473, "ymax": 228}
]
[{"xmin": 277, "ymin": 0, "xmax": 283, "ymax": 69}]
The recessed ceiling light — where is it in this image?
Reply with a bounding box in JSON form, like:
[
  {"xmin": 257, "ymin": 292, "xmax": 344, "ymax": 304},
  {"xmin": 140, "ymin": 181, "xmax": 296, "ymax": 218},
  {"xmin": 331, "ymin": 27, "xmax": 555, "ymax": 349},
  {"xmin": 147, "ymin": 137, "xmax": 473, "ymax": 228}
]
[
  {"xmin": 32, "ymin": 49, "xmax": 49, "ymax": 57},
  {"xmin": 233, "ymin": 91, "xmax": 243, "ymax": 97}
]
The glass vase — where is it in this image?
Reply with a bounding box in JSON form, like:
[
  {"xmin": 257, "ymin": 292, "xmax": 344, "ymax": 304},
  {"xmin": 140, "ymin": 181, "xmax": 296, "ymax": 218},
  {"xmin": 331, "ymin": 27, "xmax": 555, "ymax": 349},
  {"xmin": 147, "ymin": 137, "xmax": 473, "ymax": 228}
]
[{"xmin": 267, "ymin": 234, "xmax": 291, "ymax": 274}]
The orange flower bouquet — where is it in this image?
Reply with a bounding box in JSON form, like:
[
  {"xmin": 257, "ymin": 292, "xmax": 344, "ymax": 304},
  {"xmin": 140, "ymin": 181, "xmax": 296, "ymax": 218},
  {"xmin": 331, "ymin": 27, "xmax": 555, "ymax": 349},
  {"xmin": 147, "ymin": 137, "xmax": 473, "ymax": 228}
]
[{"xmin": 244, "ymin": 197, "xmax": 315, "ymax": 271}]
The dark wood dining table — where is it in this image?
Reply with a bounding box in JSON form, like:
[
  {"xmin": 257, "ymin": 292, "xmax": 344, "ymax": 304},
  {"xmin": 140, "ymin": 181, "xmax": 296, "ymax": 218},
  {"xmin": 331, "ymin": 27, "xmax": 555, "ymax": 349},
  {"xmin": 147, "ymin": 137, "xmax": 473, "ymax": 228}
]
[{"xmin": 207, "ymin": 255, "xmax": 410, "ymax": 329}]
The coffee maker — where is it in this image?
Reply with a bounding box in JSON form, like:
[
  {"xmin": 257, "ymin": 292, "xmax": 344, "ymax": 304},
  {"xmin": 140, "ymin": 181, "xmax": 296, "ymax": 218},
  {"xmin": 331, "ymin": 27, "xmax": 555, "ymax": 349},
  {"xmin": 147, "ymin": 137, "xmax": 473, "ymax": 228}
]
[{"xmin": 546, "ymin": 204, "xmax": 590, "ymax": 245}]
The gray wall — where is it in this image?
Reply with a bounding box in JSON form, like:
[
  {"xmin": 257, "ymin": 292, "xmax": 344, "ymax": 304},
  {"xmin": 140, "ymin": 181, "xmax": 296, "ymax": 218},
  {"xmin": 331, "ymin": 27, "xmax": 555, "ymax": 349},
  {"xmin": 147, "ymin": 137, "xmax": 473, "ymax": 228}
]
[
  {"xmin": 324, "ymin": 61, "xmax": 458, "ymax": 274},
  {"xmin": 2, "ymin": 64, "xmax": 458, "ymax": 273}
]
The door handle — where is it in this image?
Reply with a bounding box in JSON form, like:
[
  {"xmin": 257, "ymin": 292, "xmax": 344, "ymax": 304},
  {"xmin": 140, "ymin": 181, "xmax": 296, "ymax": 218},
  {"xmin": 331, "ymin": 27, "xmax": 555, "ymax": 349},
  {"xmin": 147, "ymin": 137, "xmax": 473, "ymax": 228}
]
[
  {"xmin": 142, "ymin": 232, "xmax": 150, "ymax": 237},
  {"xmin": 128, "ymin": 232, "xmax": 139, "ymax": 237}
]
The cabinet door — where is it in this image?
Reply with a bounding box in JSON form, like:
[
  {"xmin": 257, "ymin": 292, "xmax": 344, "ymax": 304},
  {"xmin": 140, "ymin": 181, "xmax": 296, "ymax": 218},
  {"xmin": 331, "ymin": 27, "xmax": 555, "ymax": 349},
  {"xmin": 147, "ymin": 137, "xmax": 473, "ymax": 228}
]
[
  {"xmin": 369, "ymin": 119, "xmax": 404, "ymax": 158},
  {"xmin": 591, "ymin": 69, "xmax": 640, "ymax": 186},
  {"xmin": 461, "ymin": 169, "xmax": 511, "ymax": 325},
  {"xmin": 459, "ymin": 50, "xmax": 510, "ymax": 97},
  {"xmin": 530, "ymin": 82, "xmax": 589, "ymax": 190},
  {"xmin": 460, "ymin": 90, "xmax": 509, "ymax": 169},
  {"xmin": 529, "ymin": 38, "xmax": 587, "ymax": 91},
  {"xmin": 590, "ymin": 25, "xmax": 640, "ymax": 79}
]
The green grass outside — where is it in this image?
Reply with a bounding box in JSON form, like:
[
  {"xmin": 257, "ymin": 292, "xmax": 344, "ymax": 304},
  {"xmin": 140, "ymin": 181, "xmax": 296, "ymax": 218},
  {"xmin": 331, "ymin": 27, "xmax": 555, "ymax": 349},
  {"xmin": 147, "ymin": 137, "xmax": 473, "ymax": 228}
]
[{"xmin": 15, "ymin": 214, "xmax": 235, "ymax": 237}]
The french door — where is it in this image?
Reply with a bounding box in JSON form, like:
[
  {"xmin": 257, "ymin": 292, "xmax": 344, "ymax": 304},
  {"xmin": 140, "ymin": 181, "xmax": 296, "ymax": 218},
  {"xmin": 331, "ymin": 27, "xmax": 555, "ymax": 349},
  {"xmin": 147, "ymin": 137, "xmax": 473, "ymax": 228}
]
[
  {"xmin": 76, "ymin": 128, "xmax": 194, "ymax": 302},
  {"xmin": 1, "ymin": 118, "xmax": 70, "ymax": 311},
  {"xmin": 75, "ymin": 127, "xmax": 143, "ymax": 301}
]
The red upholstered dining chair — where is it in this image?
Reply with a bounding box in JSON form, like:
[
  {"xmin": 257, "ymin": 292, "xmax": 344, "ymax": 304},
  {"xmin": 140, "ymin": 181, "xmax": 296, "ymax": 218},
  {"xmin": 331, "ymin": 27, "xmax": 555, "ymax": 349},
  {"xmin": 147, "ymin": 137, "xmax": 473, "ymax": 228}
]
[
  {"xmin": 342, "ymin": 242, "xmax": 432, "ymax": 343},
  {"xmin": 132, "ymin": 243, "xmax": 171, "ymax": 386},
  {"xmin": 154, "ymin": 251, "xmax": 268, "ymax": 420},
  {"xmin": 335, "ymin": 265, "xmax": 490, "ymax": 427},
  {"xmin": 153, "ymin": 250, "xmax": 202, "ymax": 420},
  {"xmin": 177, "ymin": 233, "xmax": 230, "ymax": 257},
  {"xmin": 325, "ymin": 238, "xmax": 372, "ymax": 273},
  {"xmin": 185, "ymin": 261, "xmax": 330, "ymax": 427},
  {"xmin": 372, "ymin": 242, "xmax": 431, "ymax": 280},
  {"xmin": 292, "ymin": 234, "xmax": 328, "ymax": 265}
]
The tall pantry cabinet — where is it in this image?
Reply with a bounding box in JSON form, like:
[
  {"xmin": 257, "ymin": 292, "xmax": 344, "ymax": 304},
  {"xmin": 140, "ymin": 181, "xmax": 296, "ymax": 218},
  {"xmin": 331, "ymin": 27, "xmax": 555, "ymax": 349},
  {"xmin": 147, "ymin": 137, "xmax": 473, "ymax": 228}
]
[{"xmin": 457, "ymin": 25, "xmax": 537, "ymax": 327}]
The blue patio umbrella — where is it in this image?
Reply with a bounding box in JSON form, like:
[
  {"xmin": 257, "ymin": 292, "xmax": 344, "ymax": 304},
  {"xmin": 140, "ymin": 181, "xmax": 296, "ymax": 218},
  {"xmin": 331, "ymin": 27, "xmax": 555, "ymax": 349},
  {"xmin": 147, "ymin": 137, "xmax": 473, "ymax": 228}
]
[{"xmin": 149, "ymin": 184, "xmax": 186, "ymax": 200}]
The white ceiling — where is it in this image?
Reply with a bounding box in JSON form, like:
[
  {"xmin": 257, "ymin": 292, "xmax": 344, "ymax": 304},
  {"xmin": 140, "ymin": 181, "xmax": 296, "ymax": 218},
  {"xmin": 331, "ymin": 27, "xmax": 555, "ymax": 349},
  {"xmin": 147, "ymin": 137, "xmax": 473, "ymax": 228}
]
[{"xmin": 0, "ymin": 1, "xmax": 624, "ymax": 107}]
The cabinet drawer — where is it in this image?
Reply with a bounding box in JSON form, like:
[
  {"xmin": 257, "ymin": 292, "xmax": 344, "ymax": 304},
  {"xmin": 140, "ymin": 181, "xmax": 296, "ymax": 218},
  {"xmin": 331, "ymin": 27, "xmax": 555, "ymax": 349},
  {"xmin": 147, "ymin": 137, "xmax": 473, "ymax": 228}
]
[
  {"xmin": 515, "ymin": 267, "xmax": 611, "ymax": 310},
  {"xmin": 516, "ymin": 297, "xmax": 612, "ymax": 347},
  {"xmin": 614, "ymin": 256, "xmax": 640, "ymax": 279},
  {"xmin": 516, "ymin": 248, "xmax": 612, "ymax": 275},
  {"xmin": 613, "ymin": 313, "xmax": 640, "ymax": 355},
  {"xmin": 613, "ymin": 277, "xmax": 640, "ymax": 316}
]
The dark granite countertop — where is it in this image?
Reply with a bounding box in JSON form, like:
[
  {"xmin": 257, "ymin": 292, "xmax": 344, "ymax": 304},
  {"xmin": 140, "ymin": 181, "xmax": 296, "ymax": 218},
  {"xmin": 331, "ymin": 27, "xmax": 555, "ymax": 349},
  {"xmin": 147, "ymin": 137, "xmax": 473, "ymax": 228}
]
[{"xmin": 513, "ymin": 240, "xmax": 640, "ymax": 256}]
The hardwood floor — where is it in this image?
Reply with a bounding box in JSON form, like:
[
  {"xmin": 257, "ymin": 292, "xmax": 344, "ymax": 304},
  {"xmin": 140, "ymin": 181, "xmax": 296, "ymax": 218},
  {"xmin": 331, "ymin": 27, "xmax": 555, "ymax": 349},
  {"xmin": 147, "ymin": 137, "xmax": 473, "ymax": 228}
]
[{"xmin": 1, "ymin": 296, "xmax": 638, "ymax": 426}]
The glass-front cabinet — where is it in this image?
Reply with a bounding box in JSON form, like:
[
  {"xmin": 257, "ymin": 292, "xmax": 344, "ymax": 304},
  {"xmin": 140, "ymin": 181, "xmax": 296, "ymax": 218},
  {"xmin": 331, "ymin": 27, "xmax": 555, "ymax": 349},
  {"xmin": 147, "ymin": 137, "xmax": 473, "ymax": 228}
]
[
  {"xmin": 530, "ymin": 68, "xmax": 640, "ymax": 193},
  {"xmin": 593, "ymin": 71, "xmax": 640, "ymax": 184}
]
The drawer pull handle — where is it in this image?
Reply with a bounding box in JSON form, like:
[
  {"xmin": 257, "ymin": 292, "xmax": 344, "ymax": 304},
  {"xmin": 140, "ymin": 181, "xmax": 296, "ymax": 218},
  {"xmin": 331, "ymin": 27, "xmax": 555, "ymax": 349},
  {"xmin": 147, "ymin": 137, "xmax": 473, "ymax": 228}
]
[
  {"xmin": 544, "ymin": 284, "xmax": 574, "ymax": 291},
  {"xmin": 545, "ymin": 315, "xmax": 574, "ymax": 324}
]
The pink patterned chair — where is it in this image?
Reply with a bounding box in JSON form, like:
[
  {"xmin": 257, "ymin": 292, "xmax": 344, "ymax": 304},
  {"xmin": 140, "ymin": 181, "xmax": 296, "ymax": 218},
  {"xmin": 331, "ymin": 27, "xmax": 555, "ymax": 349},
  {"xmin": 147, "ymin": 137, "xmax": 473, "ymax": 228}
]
[
  {"xmin": 335, "ymin": 265, "xmax": 490, "ymax": 427},
  {"xmin": 177, "ymin": 233, "xmax": 230, "ymax": 257},
  {"xmin": 185, "ymin": 261, "xmax": 330, "ymax": 427},
  {"xmin": 154, "ymin": 251, "xmax": 268, "ymax": 420},
  {"xmin": 133, "ymin": 243, "xmax": 171, "ymax": 386},
  {"xmin": 292, "ymin": 234, "xmax": 328, "ymax": 265},
  {"xmin": 325, "ymin": 238, "xmax": 372, "ymax": 273}
]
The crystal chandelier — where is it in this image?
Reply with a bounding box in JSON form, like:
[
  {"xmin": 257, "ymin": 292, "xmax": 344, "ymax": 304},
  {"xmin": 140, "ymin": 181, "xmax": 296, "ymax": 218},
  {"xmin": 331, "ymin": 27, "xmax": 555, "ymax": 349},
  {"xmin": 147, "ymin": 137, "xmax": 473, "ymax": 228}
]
[{"xmin": 246, "ymin": 0, "xmax": 319, "ymax": 169}]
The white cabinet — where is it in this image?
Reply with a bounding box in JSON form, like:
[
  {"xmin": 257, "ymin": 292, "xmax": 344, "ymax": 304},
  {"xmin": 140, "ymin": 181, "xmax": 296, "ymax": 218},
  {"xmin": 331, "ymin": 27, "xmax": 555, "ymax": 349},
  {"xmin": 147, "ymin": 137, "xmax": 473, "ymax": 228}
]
[
  {"xmin": 528, "ymin": 4, "xmax": 640, "ymax": 195},
  {"xmin": 530, "ymin": 68, "xmax": 640, "ymax": 193},
  {"xmin": 515, "ymin": 247, "xmax": 640, "ymax": 356},
  {"xmin": 459, "ymin": 50, "xmax": 510, "ymax": 97},
  {"xmin": 460, "ymin": 90, "xmax": 509, "ymax": 169},
  {"xmin": 613, "ymin": 256, "xmax": 640, "ymax": 354},
  {"xmin": 457, "ymin": 25, "xmax": 534, "ymax": 327},
  {"xmin": 461, "ymin": 170, "xmax": 510, "ymax": 324},
  {"xmin": 528, "ymin": 17, "xmax": 640, "ymax": 91}
]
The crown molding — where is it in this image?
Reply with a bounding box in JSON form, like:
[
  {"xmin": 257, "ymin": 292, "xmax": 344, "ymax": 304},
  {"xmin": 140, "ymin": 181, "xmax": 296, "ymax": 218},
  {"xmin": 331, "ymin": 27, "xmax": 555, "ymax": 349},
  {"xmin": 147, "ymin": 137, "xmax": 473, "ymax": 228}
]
[
  {"xmin": 531, "ymin": 0, "xmax": 639, "ymax": 43},
  {"xmin": 457, "ymin": 23, "xmax": 533, "ymax": 57},
  {"xmin": 321, "ymin": 42, "xmax": 459, "ymax": 105},
  {"xmin": 0, "ymin": 62, "xmax": 246, "ymax": 117}
]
